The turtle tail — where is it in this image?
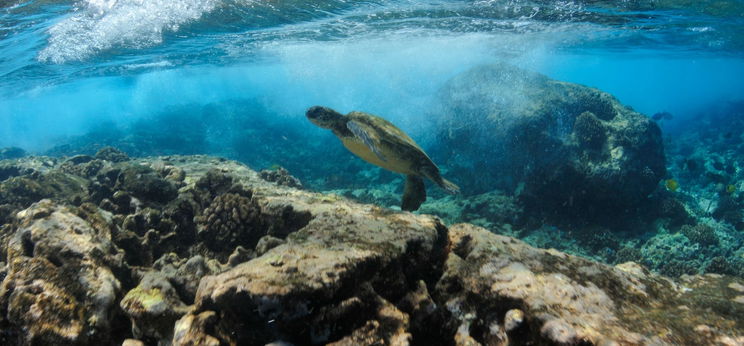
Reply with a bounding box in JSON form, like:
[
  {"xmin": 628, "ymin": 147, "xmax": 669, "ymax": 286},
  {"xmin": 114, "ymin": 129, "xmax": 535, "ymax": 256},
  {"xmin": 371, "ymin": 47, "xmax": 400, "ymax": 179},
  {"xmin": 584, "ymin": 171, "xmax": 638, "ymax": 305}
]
[
  {"xmin": 438, "ymin": 178, "xmax": 460, "ymax": 195},
  {"xmin": 421, "ymin": 164, "xmax": 460, "ymax": 195}
]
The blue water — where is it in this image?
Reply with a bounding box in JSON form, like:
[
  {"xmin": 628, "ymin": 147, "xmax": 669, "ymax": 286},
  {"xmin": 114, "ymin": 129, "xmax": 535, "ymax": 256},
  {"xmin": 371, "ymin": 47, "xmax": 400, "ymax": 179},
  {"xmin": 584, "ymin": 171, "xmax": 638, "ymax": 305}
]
[{"xmin": 1, "ymin": 0, "xmax": 743, "ymax": 151}]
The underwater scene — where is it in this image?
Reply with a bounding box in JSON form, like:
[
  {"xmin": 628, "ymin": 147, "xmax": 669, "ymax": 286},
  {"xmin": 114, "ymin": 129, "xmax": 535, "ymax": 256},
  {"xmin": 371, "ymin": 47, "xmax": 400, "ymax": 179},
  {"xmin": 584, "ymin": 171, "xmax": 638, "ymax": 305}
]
[{"xmin": 1, "ymin": 0, "xmax": 744, "ymax": 344}]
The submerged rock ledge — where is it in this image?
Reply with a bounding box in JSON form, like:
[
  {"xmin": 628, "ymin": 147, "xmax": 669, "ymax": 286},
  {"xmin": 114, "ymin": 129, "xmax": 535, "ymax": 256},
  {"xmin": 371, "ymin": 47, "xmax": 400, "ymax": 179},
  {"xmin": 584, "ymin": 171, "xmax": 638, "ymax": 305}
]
[{"xmin": 0, "ymin": 154, "xmax": 742, "ymax": 345}]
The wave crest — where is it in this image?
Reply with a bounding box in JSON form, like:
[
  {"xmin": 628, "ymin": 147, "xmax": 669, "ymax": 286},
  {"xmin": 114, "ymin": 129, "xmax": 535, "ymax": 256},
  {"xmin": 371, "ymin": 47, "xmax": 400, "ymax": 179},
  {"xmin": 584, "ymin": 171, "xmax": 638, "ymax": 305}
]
[{"xmin": 38, "ymin": 0, "xmax": 219, "ymax": 63}]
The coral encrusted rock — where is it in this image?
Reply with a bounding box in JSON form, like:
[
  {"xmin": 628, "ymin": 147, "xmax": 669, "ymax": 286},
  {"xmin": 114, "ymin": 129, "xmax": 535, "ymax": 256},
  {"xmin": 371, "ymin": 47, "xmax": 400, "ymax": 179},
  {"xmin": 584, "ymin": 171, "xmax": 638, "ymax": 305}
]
[
  {"xmin": 95, "ymin": 146, "xmax": 130, "ymax": 163},
  {"xmin": 178, "ymin": 199, "xmax": 449, "ymax": 345},
  {"xmin": 0, "ymin": 200, "xmax": 125, "ymax": 345},
  {"xmin": 434, "ymin": 63, "xmax": 666, "ymax": 227},
  {"xmin": 435, "ymin": 223, "xmax": 743, "ymax": 345}
]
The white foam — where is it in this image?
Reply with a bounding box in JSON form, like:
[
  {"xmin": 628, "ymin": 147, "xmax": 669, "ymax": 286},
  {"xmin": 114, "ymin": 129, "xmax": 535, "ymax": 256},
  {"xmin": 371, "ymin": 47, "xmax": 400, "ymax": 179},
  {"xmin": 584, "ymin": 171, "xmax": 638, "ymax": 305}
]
[
  {"xmin": 38, "ymin": 0, "xmax": 220, "ymax": 63},
  {"xmin": 123, "ymin": 60, "xmax": 175, "ymax": 70}
]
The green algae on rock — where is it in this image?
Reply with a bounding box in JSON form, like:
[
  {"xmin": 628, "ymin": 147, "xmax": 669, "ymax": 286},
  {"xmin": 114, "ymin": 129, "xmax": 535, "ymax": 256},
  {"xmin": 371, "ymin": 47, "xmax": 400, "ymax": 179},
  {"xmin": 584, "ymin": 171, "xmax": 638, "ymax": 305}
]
[{"xmin": 120, "ymin": 271, "xmax": 190, "ymax": 344}]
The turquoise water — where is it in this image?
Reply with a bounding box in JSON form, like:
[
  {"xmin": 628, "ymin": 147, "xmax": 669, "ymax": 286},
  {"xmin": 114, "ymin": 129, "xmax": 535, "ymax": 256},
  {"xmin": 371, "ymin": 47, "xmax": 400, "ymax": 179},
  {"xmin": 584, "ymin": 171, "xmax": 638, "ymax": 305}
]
[{"xmin": 1, "ymin": 0, "xmax": 743, "ymax": 150}]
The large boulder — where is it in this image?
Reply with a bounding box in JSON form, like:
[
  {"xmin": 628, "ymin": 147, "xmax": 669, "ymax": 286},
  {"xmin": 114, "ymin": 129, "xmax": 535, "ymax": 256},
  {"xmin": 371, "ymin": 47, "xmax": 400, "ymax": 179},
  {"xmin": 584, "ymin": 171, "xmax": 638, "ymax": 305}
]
[{"xmin": 433, "ymin": 63, "xmax": 666, "ymax": 227}]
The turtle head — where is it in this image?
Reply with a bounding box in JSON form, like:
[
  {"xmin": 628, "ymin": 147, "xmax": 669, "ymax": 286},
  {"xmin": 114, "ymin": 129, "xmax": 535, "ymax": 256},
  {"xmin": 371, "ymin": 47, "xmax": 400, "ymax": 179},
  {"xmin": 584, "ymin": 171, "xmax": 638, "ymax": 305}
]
[{"xmin": 306, "ymin": 106, "xmax": 345, "ymax": 129}]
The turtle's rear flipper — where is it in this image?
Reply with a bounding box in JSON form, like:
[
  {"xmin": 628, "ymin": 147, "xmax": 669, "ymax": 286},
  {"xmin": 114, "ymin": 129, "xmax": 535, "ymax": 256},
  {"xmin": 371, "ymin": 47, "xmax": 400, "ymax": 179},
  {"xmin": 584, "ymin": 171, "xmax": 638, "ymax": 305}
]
[{"xmin": 402, "ymin": 175, "xmax": 426, "ymax": 211}]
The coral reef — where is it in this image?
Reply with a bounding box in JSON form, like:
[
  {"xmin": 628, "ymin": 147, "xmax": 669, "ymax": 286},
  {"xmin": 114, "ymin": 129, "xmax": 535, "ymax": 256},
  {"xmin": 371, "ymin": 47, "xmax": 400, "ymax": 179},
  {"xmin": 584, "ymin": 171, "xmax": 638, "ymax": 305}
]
[
  {"xmin": 664, "ymin": 100, "xmax": 744, "ymax": 228},
  {"xmin": 259, "ymin": 166, "xmax": 303, "ymax": 189},
  {"xmin": 440, "ymin": 224, "xmax": 743, "ymax": 344},
  {"xmin": 680, "ymin": 223, "xmax": 719, "ymax": 247},
  {"xmin": 30, "ymin": 75, "xmax": 741, "ymax": 289},
  {"xmin": 189, "ymin": 199, "xmax": 448, "ymax": 344},
  {"xmin": 0, "ymin": 154, "xmax": 741, "ymax": 345},
  {"xmin": 0, "ymin": 169, "xmax": 87, "ymax": 207},
  {"xmin": 195, "ymin": 191, "xmax": 263, "ymax": 256},
  {"xmin": 115, "ymin": 164, "xmax": 178, "ymax": 204}
]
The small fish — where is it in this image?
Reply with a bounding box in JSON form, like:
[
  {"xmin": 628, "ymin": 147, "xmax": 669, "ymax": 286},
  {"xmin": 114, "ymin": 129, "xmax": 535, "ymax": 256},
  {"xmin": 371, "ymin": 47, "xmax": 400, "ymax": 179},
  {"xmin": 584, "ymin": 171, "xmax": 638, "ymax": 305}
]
[
  {"xmin": 726, "ymin": 184, "xmax": 736, "ymax": 194},
  {"xmin": 652, "ymin": 111, "xmax": 673, "ymax": 121},
  {"xmin": 665, "ymin": 179, "xmax": 679, "ymax": 192}
]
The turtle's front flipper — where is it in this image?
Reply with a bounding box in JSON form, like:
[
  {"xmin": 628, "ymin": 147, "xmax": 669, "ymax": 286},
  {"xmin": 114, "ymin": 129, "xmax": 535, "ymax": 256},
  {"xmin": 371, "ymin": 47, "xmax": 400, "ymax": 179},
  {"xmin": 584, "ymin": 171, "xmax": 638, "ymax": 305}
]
[
  {"xmin": 402, "ymin": 175, "xmax": 426, "ymax": 211},
  {"xmin": 347, "ymin": 120, "xmax": 387, "ymax": 162}
]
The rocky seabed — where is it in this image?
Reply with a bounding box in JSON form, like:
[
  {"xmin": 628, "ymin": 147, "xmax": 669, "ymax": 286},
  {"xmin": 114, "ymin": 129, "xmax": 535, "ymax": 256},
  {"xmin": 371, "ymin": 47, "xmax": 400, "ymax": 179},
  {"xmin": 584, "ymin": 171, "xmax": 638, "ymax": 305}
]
[{"xmin": 0, "ymin": 152, "xmax": 742, "ymax": 345}]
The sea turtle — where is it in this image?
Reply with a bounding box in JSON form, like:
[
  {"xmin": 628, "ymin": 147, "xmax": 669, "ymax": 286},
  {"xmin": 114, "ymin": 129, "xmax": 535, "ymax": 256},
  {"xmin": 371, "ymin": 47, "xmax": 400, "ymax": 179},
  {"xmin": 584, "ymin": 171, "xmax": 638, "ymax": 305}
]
[{"xmin": 306, "ymin": 106, "xmax": 459, "ymax": 211}]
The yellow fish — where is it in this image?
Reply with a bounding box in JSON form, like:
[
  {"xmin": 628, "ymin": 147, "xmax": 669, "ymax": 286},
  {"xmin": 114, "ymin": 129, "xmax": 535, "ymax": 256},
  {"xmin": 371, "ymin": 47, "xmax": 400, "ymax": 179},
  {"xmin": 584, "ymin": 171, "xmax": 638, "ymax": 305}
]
[
  {"xmin": 726, "ymin": 184, "xmax": 736, "ymax": 194},
  {"xmin": 665, "ymin": 179, "xmax": 679, "ymax": 192}
]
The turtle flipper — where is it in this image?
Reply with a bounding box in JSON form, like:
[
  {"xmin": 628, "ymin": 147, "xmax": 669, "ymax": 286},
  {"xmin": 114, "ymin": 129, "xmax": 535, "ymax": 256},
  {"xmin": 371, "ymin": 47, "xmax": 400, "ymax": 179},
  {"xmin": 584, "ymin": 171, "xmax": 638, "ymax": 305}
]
[
  {"xmin": 401, "ymin": 175, "xmax": 426, "ymax": 211},
  {"xmin": 347, "ymin": 120, "xmax": 387, "ymax": 162}
]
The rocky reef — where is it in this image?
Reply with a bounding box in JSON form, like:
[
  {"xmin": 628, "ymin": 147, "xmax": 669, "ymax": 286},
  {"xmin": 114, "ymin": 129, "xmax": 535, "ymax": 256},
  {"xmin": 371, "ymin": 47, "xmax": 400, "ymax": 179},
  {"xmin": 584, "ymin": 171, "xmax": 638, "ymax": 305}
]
[{"xmin": 0, "ymin": 153, "xmax": 741, "ymax": 345}]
